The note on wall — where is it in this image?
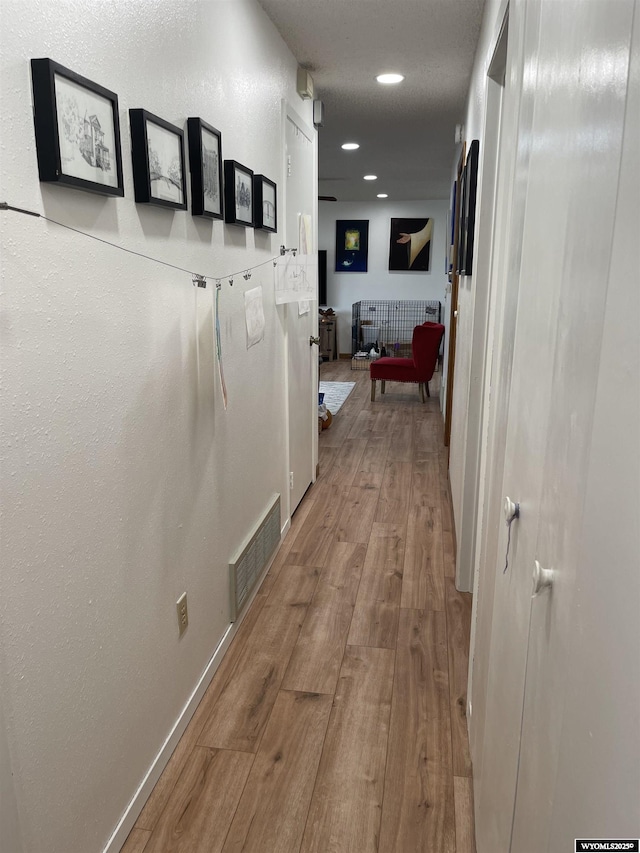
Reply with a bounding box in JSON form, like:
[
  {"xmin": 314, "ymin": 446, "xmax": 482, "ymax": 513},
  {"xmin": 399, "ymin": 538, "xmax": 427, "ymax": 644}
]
[
  {"xmin": 299, "ymin": 213, "xmax": 313, "ymax": 255},
  {"xmin": 274, "ymin": 253, "xmax": 317, "ymax": 304},
  {"xmin": 244, "ymin": 285, "xmax": 265, "ymax": 348}
]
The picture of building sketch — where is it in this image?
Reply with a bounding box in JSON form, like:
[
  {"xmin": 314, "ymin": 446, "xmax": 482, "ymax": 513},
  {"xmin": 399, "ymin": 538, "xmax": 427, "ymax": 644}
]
[
  {"xmin": 146, "ymin": 121, "xmax": 184, "ymax": 205},
  {"xmin": 274, "ymin": 253, "xmax": 318, "ymax": 304},
  {"xmin": 262, "ymin": 181, "xmax": 276, "ymax": 230},
  {"xmin": 201, "ymin": 127, "xmax": 221, "ymax": 215},
  {"xmin": 54, "ymin": 74, "xmax": 118, "ymax": 188},
  {"xmin": 235, "ymin": 168, "xmax": 252, "ymax": 222}
]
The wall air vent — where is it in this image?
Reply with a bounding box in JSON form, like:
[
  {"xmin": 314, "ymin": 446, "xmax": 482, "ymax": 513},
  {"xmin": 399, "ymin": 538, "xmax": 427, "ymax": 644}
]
[
  {"xmin": 296, "ymin": 67, "xmax": 314, "ymax": 100},
  {"xmin": 229, "ymin": 494, "xmax": 280, "ymax": 621}
]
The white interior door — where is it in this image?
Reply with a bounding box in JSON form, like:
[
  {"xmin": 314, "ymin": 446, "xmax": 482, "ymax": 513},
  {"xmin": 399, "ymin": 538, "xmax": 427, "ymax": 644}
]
[
  {"xmin": 283, "ymin": 103, "xmax": 317, "ymax": 515},
  {"xmin": 475, "ymin": 1, "xmax": 638, "ymax": 851},
  {"xmin": 472, "ymin": 2, "xmax": 551, "ymax": 846},
  {"xmin": 511, "ymin": 3, "xmax": 638, "ymax": 850}
]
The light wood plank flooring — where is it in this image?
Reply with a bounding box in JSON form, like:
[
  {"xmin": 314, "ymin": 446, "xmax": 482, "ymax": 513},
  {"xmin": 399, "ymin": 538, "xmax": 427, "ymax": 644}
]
[{"xmin": 122, "ymin": 361, "xmax": 475, "ymax": 853}]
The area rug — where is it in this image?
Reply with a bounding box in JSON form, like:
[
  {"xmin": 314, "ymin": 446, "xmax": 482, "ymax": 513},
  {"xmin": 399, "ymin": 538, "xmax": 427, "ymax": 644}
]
[{"xmin": 319, "ymin": 381, "xmax": 356, "ymax": 415}]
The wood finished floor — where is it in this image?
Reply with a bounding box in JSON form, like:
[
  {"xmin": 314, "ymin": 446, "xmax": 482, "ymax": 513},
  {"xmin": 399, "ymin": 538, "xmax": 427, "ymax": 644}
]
[{"xmin": 122, "ymin": 361, "xmax": 476, "ymax": 853}]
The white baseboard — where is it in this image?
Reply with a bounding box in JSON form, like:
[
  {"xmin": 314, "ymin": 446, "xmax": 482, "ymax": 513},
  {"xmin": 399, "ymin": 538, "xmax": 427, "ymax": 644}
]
[{"xmin": 102, "ymin": 526, "xmax": 288, "ymax": 853}]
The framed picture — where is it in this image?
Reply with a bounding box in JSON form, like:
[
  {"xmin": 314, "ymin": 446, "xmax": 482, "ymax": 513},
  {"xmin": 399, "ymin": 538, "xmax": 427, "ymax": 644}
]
[
  {"xmin": 389, "ymin": 218, "xmax": 433, "ymax": 271},
  {"xmin": 129, "ymin": 109, "xmax": 187, "ymax": 210},
  {"xmin": 253, "ymin": 174, "xmax": 277, "ymax": 232},
  {"xmin": 224, "ymin": 160, "xmax": 254, "ymax": 227},
  {"xmin": 457, "ymin": 139, "xmax": 479, "ymax": 276},
  {"xmin": 30, "ymin": 58, "xmax": 124, "ymax": 196},
  {"xmin": 335, "ymin": 220, "xmax": 369, "ymax": 272},
  {"xmin": 187, "ymin": 117, "xmax": 223, "ymax": 219},
  {"xmin": 447, "ymin": 180, "xmax": 457, "ymax": 278}
]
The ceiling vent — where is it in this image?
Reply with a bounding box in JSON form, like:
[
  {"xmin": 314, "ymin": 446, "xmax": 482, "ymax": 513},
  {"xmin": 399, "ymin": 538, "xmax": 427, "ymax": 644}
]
[{"xmin": 297, "ymin": 67, "xmax": 314, "ymax": 100}]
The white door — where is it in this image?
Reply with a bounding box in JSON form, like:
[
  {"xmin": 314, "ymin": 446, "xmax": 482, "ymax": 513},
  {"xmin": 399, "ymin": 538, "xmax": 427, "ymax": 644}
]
[
  {"xmin": 283, "ymin": 103, "xmax": 317, "ymax": 514},
  {"xmin": 473, "ymin": 1, "xmax": 557, "ymax": 846},
  {"xmin": 511, "ymin": 3, "xmax": 639, "ymax": 850},
  {"xmin": 475, "ymin": 0, "xmax": 638, "ymax": 851}
]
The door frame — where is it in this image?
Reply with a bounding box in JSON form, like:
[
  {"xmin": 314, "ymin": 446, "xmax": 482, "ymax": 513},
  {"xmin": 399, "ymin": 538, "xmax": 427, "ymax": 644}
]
[{"xmin": 281, "ymin": 100, "xmax": 318, "ymax": 521}]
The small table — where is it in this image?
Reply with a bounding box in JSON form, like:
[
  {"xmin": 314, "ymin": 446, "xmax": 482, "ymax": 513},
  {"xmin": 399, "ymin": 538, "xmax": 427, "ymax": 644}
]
[{"xmin": 319, "ymin": 318, "xmax": 337, "ymax": 361}]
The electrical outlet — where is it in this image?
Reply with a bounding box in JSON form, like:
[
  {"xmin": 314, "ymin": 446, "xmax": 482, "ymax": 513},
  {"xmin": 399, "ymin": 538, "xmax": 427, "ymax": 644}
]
[
  {"xmin": 289, "ymin": 471, "xmax": 294, "ymax": 490},
  {"xmin": 176, "ymin": 592, "xmax": 188, "ymax": 637}
]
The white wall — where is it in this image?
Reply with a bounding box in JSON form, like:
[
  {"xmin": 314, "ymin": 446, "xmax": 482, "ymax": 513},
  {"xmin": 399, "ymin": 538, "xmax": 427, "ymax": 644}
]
[
  {"xmin": 319, "ymin": 200, "xmax": 449, "ymax": 355},
  {"xmin": 0, "ymin": 2, "xmax": 313, "ymax": 851}
]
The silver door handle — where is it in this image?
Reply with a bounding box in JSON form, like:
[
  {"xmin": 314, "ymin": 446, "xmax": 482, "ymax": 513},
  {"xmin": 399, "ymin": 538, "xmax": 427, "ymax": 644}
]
[
  {"xmin": 532, "ymin": 560, "xmax": 553, "ymax": 597},
  {"xmin": 310, "ymin": 336, "xmax": 320, "ymax": 346}
]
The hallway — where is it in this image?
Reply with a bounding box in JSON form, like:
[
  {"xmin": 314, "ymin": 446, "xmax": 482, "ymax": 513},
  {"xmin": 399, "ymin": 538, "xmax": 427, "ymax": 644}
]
[{"xmin": 122, "ymin": 361, "xmax": 475, "ymax": 853}]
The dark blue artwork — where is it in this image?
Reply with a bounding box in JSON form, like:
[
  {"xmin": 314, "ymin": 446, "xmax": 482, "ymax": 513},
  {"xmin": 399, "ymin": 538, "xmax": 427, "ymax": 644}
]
[{"xmin": 335, "ymin": 219, "xmax": 369, "ymax": 272}]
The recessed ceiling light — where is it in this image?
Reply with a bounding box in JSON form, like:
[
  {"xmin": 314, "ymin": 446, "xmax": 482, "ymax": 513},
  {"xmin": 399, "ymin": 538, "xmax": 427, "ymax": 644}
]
[
  {"xmin": 376, "ymin": 73, "xmax": 404, "ymax": 85},
  {"xmin": 341, "ymin": 142, "xmax": 360, "ymax": 150},
  {"xmin": 377, "ymin": 193, "xmax": 388, "ymax": 198},
  {"xmin": 363, "ymin": 175, "xmax": 377, "ymax": 181}
]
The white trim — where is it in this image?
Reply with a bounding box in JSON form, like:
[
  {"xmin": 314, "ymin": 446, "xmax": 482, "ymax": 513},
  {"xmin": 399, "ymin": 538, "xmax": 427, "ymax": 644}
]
[
  {"xmin": 285, "ymin": 100, "xmax": 315, "ymax": 144},
  {"xmin": 102, "ymin": 531, "xmax": 285, "ymax": 853}
]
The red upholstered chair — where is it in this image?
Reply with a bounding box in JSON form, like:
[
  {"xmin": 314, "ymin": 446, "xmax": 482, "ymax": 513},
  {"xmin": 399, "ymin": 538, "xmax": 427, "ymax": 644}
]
[{"xmin": 370, "ymin": 322, "xmax": 445, "ymax": 402}]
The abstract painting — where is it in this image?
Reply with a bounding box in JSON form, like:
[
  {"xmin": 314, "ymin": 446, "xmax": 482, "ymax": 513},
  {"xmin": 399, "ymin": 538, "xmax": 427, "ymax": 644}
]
[
  {"xmin": 389, "ymin": 218, "xmax": 433, "ymax": 271},
  {"xmin": 335, "ymin": 220, "xmax": 369, "ymax": 272}
]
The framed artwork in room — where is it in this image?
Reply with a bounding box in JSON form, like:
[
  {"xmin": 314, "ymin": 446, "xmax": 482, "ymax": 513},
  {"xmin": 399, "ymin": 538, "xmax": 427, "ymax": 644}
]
[
  {"xmin": 187, "ymin": 118, "xmax": 223, "ymax": 219},
  {"xmin": 447, "ymin": 180, "xmax": 457, "ymax": 279},
  {"xmin": 253, "ymin": 174, "xmax": 277, "ymax": 232},
  {"xmin": 129, "ymin": 109, "xmax": 187, "ymax": 210},
  {"xmin": 456, "ymin": 139, "xmax": 479, "ymax": 276},
  {"xmin": 224, "ymin": 160, "xmax": 254, "ymax": 227},
  {"xmin": 30, "ymin": 58, "xmax": 124, "ymax": 196},
  {"xmin": 335, "ymin": 219, "xmax": 369, "ymax": 272},
  {"xmin": 388, "ymin": 217, "xmax": 433, "ymax": 271}
]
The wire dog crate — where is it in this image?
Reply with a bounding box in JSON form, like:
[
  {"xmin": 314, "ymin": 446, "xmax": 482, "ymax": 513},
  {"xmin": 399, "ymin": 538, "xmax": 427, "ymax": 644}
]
[{"xmin": 351, "ymin": 300, "xmax": 442, "ymax": 361}]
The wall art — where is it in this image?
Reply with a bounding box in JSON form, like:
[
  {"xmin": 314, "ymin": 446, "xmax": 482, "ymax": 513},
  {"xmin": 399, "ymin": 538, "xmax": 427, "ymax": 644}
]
[
  {"xmin": 253, "ymin": 174, "xmax": 277, "ymax": 232},
  {"xmin": 447, "ymin": 180, "xmax": 457, "ymax": 278},
  {"xmin": 224, "ymin": 160, "xmax": 254, "ymax": 227},
  {"xmin": 456, "ymin": 139, "xmax": 479, "ymax": 276},
  {"xmin": 30, "ymin": 58, "xmax": 124, "ymax": 196},
  {"xmin": 129, "ymin": 109, "xmax": 187, "ymax": 210},
  {"xmin": 388, "ymin": 218, "xmax": 433, "ymax": 271},
  {"xmin": 335, "ymin": 220, "xmax": 369, "ymax": 272},
  {"xmin": 187, "ymin": 117, "xmax": 223, "ymax": 219}
]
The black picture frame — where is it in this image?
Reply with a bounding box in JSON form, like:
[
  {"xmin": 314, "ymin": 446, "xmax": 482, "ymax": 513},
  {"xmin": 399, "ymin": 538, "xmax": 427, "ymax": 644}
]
[
  {"xmin": 335, "ymin": 220, "xmax": 369, "ymax": 272},
  {"xmin": 224, "ymin": 160, "xmax": 254, "ymax": 227},
  {"xmin": 129, "ymin": 109, "xmax": 187, "ymax": 210},
  {"xmin": 253, "ymin": 174, "xmax": 277, "ymax": 232},
  {"xmin": 388, "ymin": 217, "xmax": 433, "ymax": 271},
  {"xmin": 457, "ymin": 139, "xmax": 479, "ymax": 276},
  {"xmin": 187, "ymin": 117, "xmax": 223, "ymax": 219},
  {"xmin": 30, "ymin": 58, "xmax": 124, "ymax": 196}
]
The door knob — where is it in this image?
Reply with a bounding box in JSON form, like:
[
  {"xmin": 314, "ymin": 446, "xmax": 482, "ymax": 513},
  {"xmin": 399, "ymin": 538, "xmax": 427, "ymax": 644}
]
[
  {"xmin": 504, "ymin": 497, "xmax": 520, "ymax": 524},
  {"xmin": 309, "ymin": 336, "xmax": 320, "ymax": 346},
  {"xmin": 532, "ymin": 560, "xmax": 553, "ymax": 597}
]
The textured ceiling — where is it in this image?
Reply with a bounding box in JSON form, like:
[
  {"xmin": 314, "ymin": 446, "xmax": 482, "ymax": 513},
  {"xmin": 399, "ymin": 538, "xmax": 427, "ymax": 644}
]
[{"xmin": 258, "ymin": 0, "xmax": 485, "ymax": 201}]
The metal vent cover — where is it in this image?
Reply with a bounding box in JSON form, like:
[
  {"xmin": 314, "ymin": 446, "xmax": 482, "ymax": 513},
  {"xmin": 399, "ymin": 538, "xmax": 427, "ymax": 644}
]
[{"xmin": 229, "ymin": 494, "xmax": 280, "ymax": 621}]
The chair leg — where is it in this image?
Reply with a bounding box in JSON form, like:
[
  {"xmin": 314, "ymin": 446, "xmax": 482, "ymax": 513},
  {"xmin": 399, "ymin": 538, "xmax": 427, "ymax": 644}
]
[
  {"xmin": 419, "ymin": 383, "xmax": 425, "ymax": 403},
  {"xmin": 381, "ymin": 380, "xmax": 386, "ymax": 394},
  {"xmin": 426, "ymin": 381, "xmax": 430, "ymax": 398},
  {"xmin": 371, "ymin": 379, "xmax": 376, "ymax": 402}
]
